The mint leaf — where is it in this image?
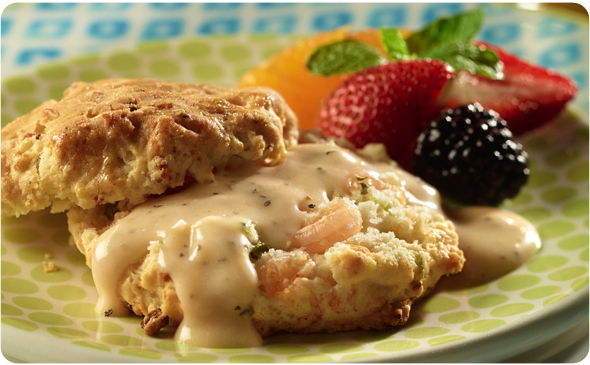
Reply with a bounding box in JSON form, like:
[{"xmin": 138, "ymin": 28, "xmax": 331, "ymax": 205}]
[
  {"xmin": 306, "ymin": 40, "xmax": 384, "ymax": 76},
  {"xmin": 421, "ymin": 41, "xmax": 503, "ymax": 79},
  {"xmin": 405, "ymin": 8, "xmax": 484, "ymax": 55},
  {"xmin": 380, "ymin": 27, "xmax": 413, "ymax": 61}
]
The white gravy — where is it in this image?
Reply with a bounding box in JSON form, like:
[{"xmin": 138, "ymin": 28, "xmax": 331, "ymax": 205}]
[{"xmin": 91, "ymin": 142, "xmax": 540, "ymax": 347}]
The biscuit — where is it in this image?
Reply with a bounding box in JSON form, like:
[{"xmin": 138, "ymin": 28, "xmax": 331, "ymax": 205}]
[
  {"xmin": 1, "ymin": 78, "xmax": 298, "ymax": 218},
  {"xmin": 67, "ymin": 142, "xmax": 464, "ymax": 338}
]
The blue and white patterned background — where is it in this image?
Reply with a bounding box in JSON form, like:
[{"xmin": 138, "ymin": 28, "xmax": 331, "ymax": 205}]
[{"xmin": 1, "ymin": 3, "xmax": 588, "ymax": 110}]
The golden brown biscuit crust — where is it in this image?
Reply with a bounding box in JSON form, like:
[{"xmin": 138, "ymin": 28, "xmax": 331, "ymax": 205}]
[{"xmin": 1, "ymin": 79, "xmax": 298, "ymax": 217}]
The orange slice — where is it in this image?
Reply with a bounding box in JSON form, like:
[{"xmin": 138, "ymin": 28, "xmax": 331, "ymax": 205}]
[{"xmin": 239, "ymin": 28, "xmax": 392, "ymax": 130}]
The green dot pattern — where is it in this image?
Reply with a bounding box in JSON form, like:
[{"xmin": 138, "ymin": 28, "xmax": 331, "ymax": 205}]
[{"xmin": 0, "ymin": 35, "xmax": 588, "ymax": 363}]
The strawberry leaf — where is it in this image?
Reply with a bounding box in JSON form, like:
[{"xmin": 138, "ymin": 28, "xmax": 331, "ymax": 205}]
[{"xmin": 306, "ymin": 40, "xmax": 384, "ymax": 76}]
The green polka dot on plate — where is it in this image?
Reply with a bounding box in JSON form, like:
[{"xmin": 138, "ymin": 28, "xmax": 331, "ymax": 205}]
[
  {"xmin": 2, "ymin": 260, "xmax": 21, "ymax": 276},
  {"xmin": 3, "ymin": 76, "xmax": 37, "ymax": 94},
  {"xmin": 47, "ymin": 84, "xmax": 70, "ymax": 101},
  {"xmin": 137, "ymin": 40, "xmax": 171, "ymax": 54},
  {"xmin": 537, "ymin": 220, "xmax": 576, "ymax": 239},
  {"xmin": 507, "ymin": 191, "xmax": 533, "ymax": 206},
  {"xmin": 81, "ymin": 269, "xmax": 95, "ymax": 287},
  {"xmin": 562, "ymin": 198, "xmax": 589, "ymax": 218},
  {"xmin": 558, "ymin": 234, "xmax": 589, "ymax": 251},
  {"xmin": 47, "ymin": 284, "xmax": 87, "ymax": 301},
  {"xmin": 209, "ymin": 347, "xmax": 251, "ymax": 354},
  {"xmin": 461, "ymin": 319, "xmax": 505, "ymax": 333},
  {"xmin": 71, "ymin": 340, "xmax": 111, "ymax": 352},
  {"xmin": 404, "ymin": 327, "xmax": 450, "ymax": 339},
  {"xmin": 178, "ymin": 39, "xmax": 213, "ymax": 59},
  {"xmin": 373, "ymin": 340, "xmax": 420, "ymax": 352},
  {"xmin": 1, "ymin": 317, "xmax": 38, "ymax": 332},
  {"xmin": 515, "ymin": 206, "xmax": 552, "ymax": 222},
  {"xmin": 107, "ymin": 52, "xmax": 141, "ymax": 72},
  {"xmin": 548, "ymin": 266, "xmax": 588, "ymax": 281},
  {"xmin": 427, "ymin": 335, "xmax": 465, "ymax": 346},
  {"xmin": 566, "ymin": 161, "xmax": 589, "ymax": 182},
  {"xmin": 543, "ymin": 294, "xmax": 569, "ymax": 307},
  {"xmin": 580, "ymin": 248, "xmax": 589, "ymax": 261},
  {"xmin": 30, "ymin": 264, "xmax": 73, "ymax": 283},
  {"xmin": 261, "ymin": 45, "xmax": 284, "ymax": 60},
  {"xmin": 341, "ymin": 353, "xmax": 379, "ymax": 361},
  {"xmin": 267, "ymin": 345, "xmax": 309, "ymax": 355},
  {"xmin": 101, "ymin": 334, "xmax": 145, "ymax": 346},
  {"xmin": 287, "ymin": 354, "xmax": 333, "ymax": 363},
  {"xmin": 62, "ymin": 302, "xmax": 99, "ymax": 318},
  {"xmin": 490, "ymin": 303, "xmax": 535, "ymax": 317},
  {"xmin": 414, "ymin": 295, "xmax": 460, "ymax": 313},
  {"xmin": 29, "ymin": 311, "xmax": 73, "ymax": 326},
  {"xmin": 17, "ymin": 246, "xmax": 54, "ymax": 263},
  {"xmin": 36, "ymin": 63, "xmax": 72, "ymax": 80},
  {"xmin": 228, "ymin": 354, "xmax": 274, "ymax": 363},
  {"xmin": 191, "ymin": 63, "xmax": 224, "ymax": 82},
  {"xmin": 468, "ymin": 294, "xmax": 509, "ymax": 308},
  {"xmin": 526, "ymin": 254, "xmax": 568, "ymax": 272},
  {"xmin": 438, "ymin": 311, "xmax": 480, "ymax": 324},
  {"xmin": 2, "ymin": 302, "xmax": 24, "ymax": 316},
  {"xmin": 520, "ymin": 285, "xmax": 561, "ymax": 300},
  {"xmin": 497, "ymin": 274, "xmax": 541, "ymax": 291},
  {"xmin": 119, "ymin": 348, "xmax": 163, "ymax": 360},
  {"xmin": 2, "ymin": 277, "xmax": 39, "ymax": 294},
  {"xmin": 70, "ymin": 53, "xmax": 100, "ymax": 65},
  {"xmin": 571, "ymin": 276, "xmax": 589, "ymax": 291},
  {"xmin": 544, "ymin": 148, "xmax": 580, "ymax": 167},
  {"xmin": 527, "ymin": 170, "xmax": 558, "ymax": 188},
  {"xmin": 47, "ymin": 327, "xmax": 89, "ymax": 339},
  {"xmin": 78, "ymin": 69, "xmax": 110, "ymax": 83},
  {"xmin": 1, "ymin": 113, "xmax": 15, "ymax": 128},
  {"xmin": 14, "ymin": 98, "xmax": 42, "ymax": 115},
  {"xmin": 149, "ymin": 58, "xmax": 181, "ymax": 77},
  {"xmin": 12, "ymin": 295, "xmax": 53, "ymax": 310},
  {"xmin": 220, "ymin": 44, "xmax": 252, "ymax": 62},
  {"xmin": 175, "ymin": 353, "xmax": 218, "ymax": 363},
  {"xmin": 154, "ymin": 340, "xmax": 178, "ymax": 351},
  {"xmin": 3, "ymin": 227, "xmax": 41, "ymax": 244},
  {"xmin": 541, "ymin": 186, "xmax": 577, "ymax": 204}
]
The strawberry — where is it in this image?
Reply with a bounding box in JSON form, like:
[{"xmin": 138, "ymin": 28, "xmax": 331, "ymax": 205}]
[
  {"xmin": 319, "ymin": 59, "xmax": 453, "ymax": 170},
  {"xmin": 438, "ymin": 42, "xmax": 578, "ymax": 136}
]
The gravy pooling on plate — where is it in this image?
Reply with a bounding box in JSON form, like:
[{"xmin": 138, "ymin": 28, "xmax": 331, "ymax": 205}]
[{"xmin": 92, "ymin": 142, "xmax": 539, "ymax": 347}]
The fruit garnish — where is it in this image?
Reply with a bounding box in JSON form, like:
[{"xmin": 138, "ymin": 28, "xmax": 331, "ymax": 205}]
[
  {"xmin": 412, "ymin": 103, "xmax": 529, "ymax": 206},
  {"xmin": 307, "ymin": 9, "xmax": 503, "ymax": 80},
  {"xmin": 238, "ymin": 28, "xmax": 387, "ymax": 130},
  {"xmin": 438, "ymin": 42, "xmax": 579, "ymax": 136},
  {"xmin": 319, "ymin": 60, "xmax": 453, "ymax": 170}
]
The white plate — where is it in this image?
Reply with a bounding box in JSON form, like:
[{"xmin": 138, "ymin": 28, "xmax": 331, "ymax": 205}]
[{"xmin": 2, "ymin": 4, "xmax": 588, "ymax": 363}]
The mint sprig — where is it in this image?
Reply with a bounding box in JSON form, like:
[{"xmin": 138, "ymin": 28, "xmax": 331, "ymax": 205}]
[
  {"xmin": 306, "ymin": 40, "xmax": 384, "ymax": 76},
  {"xmin": 306, "ymin": 8, "xmax": 503, "ymax": 80}
]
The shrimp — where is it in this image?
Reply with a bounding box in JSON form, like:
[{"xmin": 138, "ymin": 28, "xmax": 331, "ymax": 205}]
[{"xmin": 291, "ymin": 197, "xmax": 362, "ymax": 254}]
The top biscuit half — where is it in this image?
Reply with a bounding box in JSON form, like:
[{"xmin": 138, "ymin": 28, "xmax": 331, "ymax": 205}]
[{"xmin": 1, "ymin": 78, "xmax": 299, "ymax": 218}]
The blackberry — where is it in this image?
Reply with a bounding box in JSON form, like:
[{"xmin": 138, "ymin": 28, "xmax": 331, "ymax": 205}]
[{"xmin": 411, "ymin": 103, "xmax": 529, "ymax": 206}]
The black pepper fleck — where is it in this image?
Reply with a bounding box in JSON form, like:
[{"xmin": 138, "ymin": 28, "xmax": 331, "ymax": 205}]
[{"xmin": 264, "ymin": 200, "xmax": 271, "ymax": 206}]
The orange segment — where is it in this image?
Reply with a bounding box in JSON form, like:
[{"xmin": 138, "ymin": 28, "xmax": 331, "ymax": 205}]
[{"xmin": 238, "ymin": 28, "xmax": 387, "ymax": 130}]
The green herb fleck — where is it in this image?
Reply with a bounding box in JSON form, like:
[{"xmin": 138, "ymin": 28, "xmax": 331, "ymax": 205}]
[
  {"xmin": 369, "ymin": 196, "xmax": 392, "ymax": 210},
  {"xmin": 360, "ymin": 182, "xmax": 369, "ymax": 195},
  {"xmin": 104, "ymin": 202, "xmax": 119, "ymax": 220},
  {"xmin": 250, "ymin": 243, "xmax": 270, "ymax": 261}
]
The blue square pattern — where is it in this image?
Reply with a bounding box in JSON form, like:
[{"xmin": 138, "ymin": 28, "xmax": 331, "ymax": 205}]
[{"xmin": 0, "ymin": 2, "xmax": 587, "ymax": 100}]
